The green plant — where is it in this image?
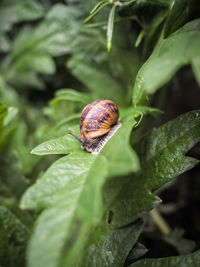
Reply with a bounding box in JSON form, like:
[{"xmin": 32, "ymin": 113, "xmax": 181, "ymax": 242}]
[{"xmin": 0, "ymin": 0, "xmax": 200, "ymax": 266}]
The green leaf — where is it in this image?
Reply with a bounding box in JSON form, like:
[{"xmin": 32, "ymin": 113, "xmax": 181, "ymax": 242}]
[
  {"xmin": 53, "ymin": 89, "xmax": 94, "ymax": 104},
  {"xmin": 0, "ymin": 0, "xmax": 44, "ymax": 32},
  {"xmin": 133, "ymin": 19, "xmax": 200, "ymax": 105},
  {"xmin": 22, "ymin": 154, "xmax": 108, "ymax": 267},
  {"xmin": 142, "ymin": 10, "xmax": 167, "ymax": 58},
  {"xmin": 0, "ymin": 206, "xmax": 29, "ymax": 267},
  {"xmin": 163, "ymin": 0, "xmax": 193, "ymax": 37},
  {"xmin": 82, "ymin": 220, "xmax": 144, "ymax": 267},
  {"xmin": 84, "ymin": 1, "xmax": 109, "ymax": 23},
  {"xmin": 100, "ymin": 118, "xmax": 140, "ymax": 177},
  {"xmin": 31, "ymin": 106, "xmax": 159, "ymax": 176},
  {"xmin": 105, "ymin": 110, "xmax": 200, "ymax": 227},
  {"xmin": 107, "ymin": 5, "xmax": 116, "ymax": 53},
  {"xmin": 66, "ymin": 24, "xmax": 140, "ymax": 105},
  {"xmin": 3, "ymin": 4, "xmax": 81, "ymax": 89},
  {"xmin": 0, "ymin": 103, "xmax": 18, "ymax": 152},
  {"xmin": 130, "ymin": 249, "xmax": 200, "ymax": 267},
  {"xmin": 21, "ymin": 107, "xmax": 147, "ymax": 266},
  {"xmin": 0, "ymin": 32, "xmax": 10, "ymax": 52},
  {"xmin": 31, "ymin": 133, "xmax": 80, "ymax": 156},
  {"xmin": 0, "ymin": 101, "xmax": 7, "ymax": 129},
  {"xmin": 22, "ymin": 109, "xmax": 142, "ymax": 208},
  {"xmin": 135, "ymin": 30, "xmax": 145, "ymax": 48},
  {"xmin": 128, "ymin": 242, "xmax": 148, "ymax": 262},
  {"xmin": 67, "ymin": 57, "xmax": 126, "ymax": 104},
  {"xmin": 0, "ymin": 154, "xmax": 29, "ymax": 200},
  {"xmin": 20, "ymin": 152, "xmax": 95, "ymax": 210}
]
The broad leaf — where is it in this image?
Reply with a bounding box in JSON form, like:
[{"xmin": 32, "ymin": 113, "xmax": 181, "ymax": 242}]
[
  {"xmin": 130, "ymin": 249, "xmax": 200, "ymax": 267},
  {"xmin": 21, "ymin": 110, "xmax": 144, "ymax": 267},
  {"xmin": 133, "ymin": 19, "xmax": 200, "ymax": 105},
  {"xmin": 23, "ymin": 154, "xmax": 107, "ymax": 267},
  {"xmin": 105, "ymin": 110, "xmax": 200, "ymax": 227},
  {"xmin": 82, "ymin": 220, "xmax": 144, "ymax": 267},
  {"xmin": 20, "ymin": 152, "xmax": 95, "ymax": 210},
  {"xmin": 31, "ymin": 133, "xmax": 80, "ymax": 156}
]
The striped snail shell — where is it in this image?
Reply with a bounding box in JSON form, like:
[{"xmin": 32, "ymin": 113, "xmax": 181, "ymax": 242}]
[{"xmin": 69, "ymin": 99, "xmax": 119, "ymax": 153}]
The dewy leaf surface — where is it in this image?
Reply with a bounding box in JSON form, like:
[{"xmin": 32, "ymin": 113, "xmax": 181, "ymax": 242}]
[
  {"xmin": 105, "ymin": 110, "xmax": 200, "ymax": 227},
  {"xmin": 20, "ymin": 152, "xmax": 95, "ymax": 210},
  {"xmin": 82, "ymin": 220, "xmax": 144, "ymax": 267},
  {"xmin": 133, "ymin": 19, "xmax": 200, "ymax": 105},
  {"xmin": 31, "ymin": 134, "xmax": 80, "ymax": 156},
  {"xmin": 26, "ymin": 155, "xmax": 108, "ymax": 267},
  {"xmin": 130, "ymin": 249, "xmax": 200, "ymax": 267}
]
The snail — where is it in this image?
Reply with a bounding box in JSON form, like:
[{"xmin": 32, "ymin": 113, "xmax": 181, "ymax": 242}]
[{"xmin": 69, "ymin": 99, "xmax": 121, "ymax": 154}]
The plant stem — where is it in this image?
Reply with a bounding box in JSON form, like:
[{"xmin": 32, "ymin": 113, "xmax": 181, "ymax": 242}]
[{"xmin": 150, "ymin": 208, "xmax": 171, "ymax": 235}]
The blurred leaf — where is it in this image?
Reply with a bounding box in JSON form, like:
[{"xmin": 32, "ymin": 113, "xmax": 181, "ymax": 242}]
[
  {"xmin": 164, "ymin": 228, "xmax": 196, "ymax": 255},
  {"xmin": 135, "ymin": 30, "xmax": 145, "ymax": 48},
  {"xmin": 107, "ymin": 5, "xmax": 116, "ymax": 53},
  {"xmin": 0, "ymin": 32, "xmax": 10, "ymax": 52},
  {"xmin": 67, "ymin": 56, "xmax": 126, "ymax": 104},
  {"xmin": 0, "ymin": 0, "xmax": 44, "ymax": 32},
  {"xmin": 84, "ymin": 1, "xmax": 109, "ymax": 23},
  {"xmin": 0, "ymin": 206, "xmax": 29, "ymax": 267},
  {"xmin": 130, "ymin": 249, "xmax": 200, "ymax": 267},
  {"xmin": 105, "ymin": 110, "xmax": 200, "ymax": 227},
  {"xmin": 0, "ymin": 101, "xmax": 7, "ymax": 129},
  {"xmin": 142, "ymin": 10, "xmax": 167, "ymax": 58},
  {"xmin": 0, "ymin": 154, "xmax": 29, "ymax": 200},
  {"xmin": 133, "ymin": 19, "xmax": 200, "ymax": 105},
  {"xmin": 55, "ymin": 113, "xmax": 81, "ymax": 129},
  {"xmin": 67, "ymin": 24, "xmax": 139, "ymax": 105},
  {"xmin": 2, "ymin": 4, "xmax": 81, "ymax": 89},
  {"xmin": 163, "ymin": 0, "xmax": 194, "ymax": 37},
  {"xmin": 52, "ymin": 89, "xmax": 94, "ymax": 104},
  {"xmin": 191, "ymin": 56, "xmax": 200, "ymax": 85},
  {"xmin": 82, "ymin": 220, "xmax": 144, "ymax": 267},
  {"xmin": 90, "ymin": 0, "xmax": 108, "ymax": 14},
  {"xmin": 0, "ymin": 103, "xmax": 18, "ymax": 153},
  {"xmin": 118, "ymin": 0, "xmax": 169, "ymax": 18}
]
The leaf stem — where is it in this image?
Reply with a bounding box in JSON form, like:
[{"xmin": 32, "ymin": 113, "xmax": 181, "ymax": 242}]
[{"xmin": 150, "ymin": 208, "xmax": 171, "ymax": 235}]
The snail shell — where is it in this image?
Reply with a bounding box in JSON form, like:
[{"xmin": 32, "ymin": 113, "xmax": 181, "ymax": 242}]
[{"xmin": 69, "ymin": 99, "xmax": 119, "ymax": 153}]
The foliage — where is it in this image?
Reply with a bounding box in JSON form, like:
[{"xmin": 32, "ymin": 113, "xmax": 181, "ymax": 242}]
[{"xmin": 0, "ymin": 0, "xmax": 200, "ymax": 267}]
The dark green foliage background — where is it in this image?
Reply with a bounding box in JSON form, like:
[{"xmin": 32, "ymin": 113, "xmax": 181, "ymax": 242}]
[{"xmin": 0, "ymin": 0, "xmax": 200, "ymax": 266}]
